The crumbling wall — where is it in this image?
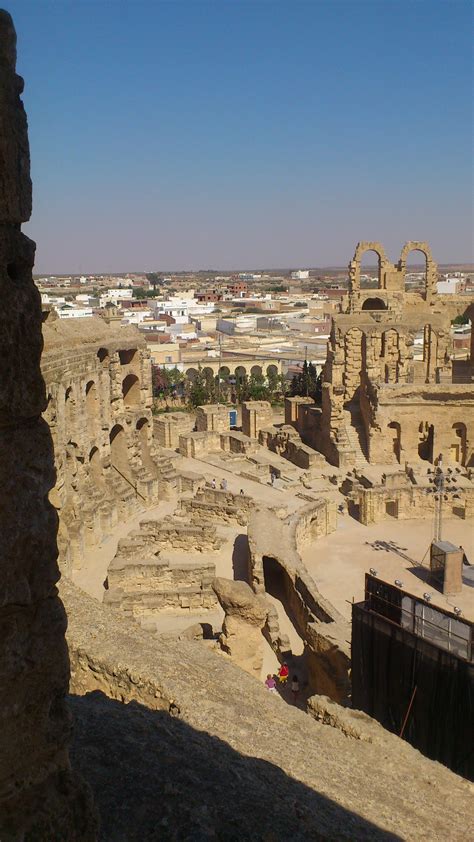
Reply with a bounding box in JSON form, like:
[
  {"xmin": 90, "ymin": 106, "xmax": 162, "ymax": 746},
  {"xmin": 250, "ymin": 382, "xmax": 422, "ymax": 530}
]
[
  {"xmin": 103, "ymin": 516, "xmax": 221, "ymax": 618},
  {"xmin": 0, "ymin": 12, "xmax": 96, "ymax": 838},
  {"xmin": 153, "ymin": 411, "xmax": 194, "ymax": 448},
  {"xmin": 195, "ymin": 403, "xmax": 229, "ymax": 432}
]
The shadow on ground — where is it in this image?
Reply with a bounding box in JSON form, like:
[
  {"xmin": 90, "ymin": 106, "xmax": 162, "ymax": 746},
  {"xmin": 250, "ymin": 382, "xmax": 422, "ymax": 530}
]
[{"xmin": 70, "ymin": 692, "xmax": 402, "ymax": 842}]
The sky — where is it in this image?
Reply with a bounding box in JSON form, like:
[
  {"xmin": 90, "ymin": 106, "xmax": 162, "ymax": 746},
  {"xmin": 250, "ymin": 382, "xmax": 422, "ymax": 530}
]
[{"xmin": 5, "ymin": 0, "xmax": 474, "ymax": 273}]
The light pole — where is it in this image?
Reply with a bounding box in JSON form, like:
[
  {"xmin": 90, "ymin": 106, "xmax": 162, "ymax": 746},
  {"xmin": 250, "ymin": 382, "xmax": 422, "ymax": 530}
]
[{"xmin": 428, "ymin": 455, "xmax": 459, "ymax": 542}]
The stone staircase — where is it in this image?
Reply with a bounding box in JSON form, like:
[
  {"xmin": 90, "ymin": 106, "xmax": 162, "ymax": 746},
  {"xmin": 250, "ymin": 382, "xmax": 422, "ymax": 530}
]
[{"xmin": 340, "ymin": 407, "xmax": 368, "ymax": 469}]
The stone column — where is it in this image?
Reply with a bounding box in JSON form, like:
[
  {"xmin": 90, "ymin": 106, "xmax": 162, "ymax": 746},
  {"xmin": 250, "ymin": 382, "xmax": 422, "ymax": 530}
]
[{"xmin": 0, "ymin": 12, "xmax": 96, "ymax": 838}]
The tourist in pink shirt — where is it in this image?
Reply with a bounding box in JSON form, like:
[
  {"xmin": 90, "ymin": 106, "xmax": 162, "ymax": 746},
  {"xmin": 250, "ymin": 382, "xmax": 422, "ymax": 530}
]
[{"xmin": 265, "ymin": 674, "xmax": 277, "ymax": 692}]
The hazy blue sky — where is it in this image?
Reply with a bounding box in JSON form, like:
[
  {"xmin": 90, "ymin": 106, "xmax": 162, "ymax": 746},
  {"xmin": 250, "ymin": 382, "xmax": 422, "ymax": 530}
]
[{"xmin": 6, "ymin": 0, "xmax": 473, "ymax": 272}]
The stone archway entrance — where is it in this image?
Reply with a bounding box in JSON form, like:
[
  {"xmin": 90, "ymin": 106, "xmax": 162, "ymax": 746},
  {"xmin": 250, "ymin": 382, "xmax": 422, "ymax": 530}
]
[
  {"xmin": 110, "ymin": 424, "xmax": 130, "ymax": 478},
  {"xmin": 388, "ymin": 421, "xmax": 402, "ymax": 463}
]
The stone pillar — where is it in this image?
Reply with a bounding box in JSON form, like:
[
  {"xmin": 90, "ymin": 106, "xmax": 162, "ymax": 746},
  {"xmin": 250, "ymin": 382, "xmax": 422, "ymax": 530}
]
[
  {"xmin": 0, "ymin": 12, "xmax": 96, "ymax": 838},
  {"xmin": 242, "ymin": 400, "xmax": 272, "ymax": 438}
]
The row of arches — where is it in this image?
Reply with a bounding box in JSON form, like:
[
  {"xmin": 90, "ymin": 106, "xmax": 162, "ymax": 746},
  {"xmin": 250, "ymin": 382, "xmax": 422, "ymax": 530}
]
[
  {"xmin": 185, "ymin": 363, "xmax": 279, "ymax": 382},
  {"xmin": 349, "ymin": 241, "xmax": 436, "ymax": 296},
  {"xmin": 63, "ymin": 373, "xmax": 142, "ymax": 423}
]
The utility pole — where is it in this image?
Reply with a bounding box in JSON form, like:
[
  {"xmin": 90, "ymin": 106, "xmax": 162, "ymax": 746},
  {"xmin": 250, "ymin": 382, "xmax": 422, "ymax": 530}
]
[
  {"xmin": 428, "ymin": 455, "xmax": 459, "ymax": 543},
  {"xmin": 305, "ymin": 345, "xmax": 308, "ymax": 396},
  {"xmin": 217, "ymin": 333, "xmax": 222, "ymax": 404}
]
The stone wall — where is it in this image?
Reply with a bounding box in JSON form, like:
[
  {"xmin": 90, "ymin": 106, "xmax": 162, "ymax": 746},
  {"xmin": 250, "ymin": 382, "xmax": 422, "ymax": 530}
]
[
  {"xmin": 179, "ymin": 486, "xmax": 253, "ymax": 526},
  {"xmin": 153, "ymin": 411, "xmax": 194, "ymax": 448},
  {"xmin": 356, "ymin": 468, "xmax": 474, "ymax": 525},
  {"xmin": 0, "ymin": 12, "xmax": 96, "ymax": 838},
  {"xmin": 247, "ymin": 503, "xmax": 350, "ymax": 701},
  {"xmin": 195, "ymin": 403, "xmax": 229, "ymax": 432}
]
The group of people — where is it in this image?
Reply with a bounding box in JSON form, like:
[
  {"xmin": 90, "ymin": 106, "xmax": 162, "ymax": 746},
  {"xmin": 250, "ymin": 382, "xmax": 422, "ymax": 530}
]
[
  {"xmin": 265, "ymin": 663, "xmax": 299, "ymax": 702},
  {"xmin": 211, "ymin": 477, "xmax": 228, "ymax": 491},
  {"xmin": 210, "ymin": 476, "xmax": 246, "ymax": 496}
]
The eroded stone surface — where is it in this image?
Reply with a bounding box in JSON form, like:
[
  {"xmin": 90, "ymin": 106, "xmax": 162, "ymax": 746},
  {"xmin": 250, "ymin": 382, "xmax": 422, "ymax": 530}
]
[{"xmin": 0, "ymin": 11, "xmax": 96, "ymax": 839}]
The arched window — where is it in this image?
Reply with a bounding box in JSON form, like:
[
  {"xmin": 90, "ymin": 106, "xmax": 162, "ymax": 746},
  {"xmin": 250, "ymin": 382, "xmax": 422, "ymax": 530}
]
[
  {"xmin": 451, "ymin": 423, "xmax": 467, "ymax": 465},
  {"xmin": 403, "ymin": 248, "xmax": 427, "ymax": 294}
]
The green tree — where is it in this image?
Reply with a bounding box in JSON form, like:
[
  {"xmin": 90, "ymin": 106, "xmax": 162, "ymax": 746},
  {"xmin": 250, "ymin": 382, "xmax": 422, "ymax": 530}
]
[
  {"xmin": 247, "ymin": 371, "xmax": 269, "ymax": 401},
  {"xmin": 187, "ymin": 367, "xmax": 208, "ymax": 407},
  {"xmin": 452, "ymin": 314, "xmax": 469, "ymax": 325},
  {"xmin": 146, "ymin": 272, "xmax": 162, "ymax": 291},
  {"xmin": 290, "ymin": 360, "xmax": 321, "ymax": 402}
]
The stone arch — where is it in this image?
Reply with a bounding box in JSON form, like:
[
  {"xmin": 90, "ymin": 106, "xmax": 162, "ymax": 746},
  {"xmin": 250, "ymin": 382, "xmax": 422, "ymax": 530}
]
[
  {"xmin": 451, "ymin": 423, "xmax": 467, "ymax": 466},
  {"xmin": 398, "ymin": 241, "xmax": 437, "ymax": 300},
  {"xmin": 85, "ymin": 380, "xmax": 99, "ymax": 431},
  {"xmin": 235, "ymin": 365, "xmax": 246, "ymax": 382},
  {"xmin": 349, "ymin": 242, "xmax": 389, "ymax": 294},
  {"xmin": 109, "ymin": 424, "xmax": 129, "ymax": 477},
  {"xmin": 119, "ymin": 348, "xmax": 138, "ymax": 366},
  {"xmin": 64, "ymin": 385, "xmax": 74, "ymax": 435},
  {"xmin": 88, "ymin": 445, "xmax": 103, "ymax": 485},
  {"xmin": 219, "ymin": 365, "xmax": 231, "ymax": 379},
  {"xmin": 418, "ymin": 422, "xmax": 434, "ymax": 462},
  {"xmin": 97, "ymin": 347, "xmax": 109, "ymax": 364},
  {"xmin": 266, "ymin": 364, "xmax": 278, "ymax": 378},
  {"xmin": 250, "ymin": 365, "xmax": 262, "ymax": 377},
  {"xmin": 136, "ymin": 417, "xmax": 152, "ymax": 468},
  {"xmin": 122, "ymin": 373, "xmax": 140, "ymax": 407},
  {"xmin": 361, "ymin": 297, "xmax": 387, "ymax": 311},
  {"xmin": 202, "ymin": 366, "xmax": 214, "ymax": 379},
  {"xmin": 388, "ymin": 421, "xmax": 402, "ymax": 463},
  {"xmin": 186, "ymin": 367, "xmax": 198, "ymax": 382}
]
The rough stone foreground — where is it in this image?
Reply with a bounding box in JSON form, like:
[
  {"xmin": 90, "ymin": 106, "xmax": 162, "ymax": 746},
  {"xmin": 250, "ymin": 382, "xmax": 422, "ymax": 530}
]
[{"xmin": 62, "ymin": 579, "xmax": 473, "ymax": 841}]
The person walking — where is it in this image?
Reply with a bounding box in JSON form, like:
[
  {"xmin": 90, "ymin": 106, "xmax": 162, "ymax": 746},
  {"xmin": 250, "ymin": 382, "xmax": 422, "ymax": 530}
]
[
  {"xmin": 291, "ymin": 675, "xmax": 299, "ymax": 703},
  {"xmin": 220, "ymin": 478, "xmax": 227, "ymax": 491},
  {"xmin": 211, "ymin": 478, "xmax": 216, "ymax": 490}
]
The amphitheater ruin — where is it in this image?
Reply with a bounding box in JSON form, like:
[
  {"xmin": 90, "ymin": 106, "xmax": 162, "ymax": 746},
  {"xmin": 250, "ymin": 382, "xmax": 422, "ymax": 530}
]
[{"xmin": 1, "ymin": 9, "xmax": 473, "ymax": 840}]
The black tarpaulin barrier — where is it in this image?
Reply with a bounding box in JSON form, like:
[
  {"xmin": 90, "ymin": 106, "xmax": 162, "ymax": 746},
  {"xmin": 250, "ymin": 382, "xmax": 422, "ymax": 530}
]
[{"xmin": 352, "ymin": 602, "xmax": 474, "ymax": 780}]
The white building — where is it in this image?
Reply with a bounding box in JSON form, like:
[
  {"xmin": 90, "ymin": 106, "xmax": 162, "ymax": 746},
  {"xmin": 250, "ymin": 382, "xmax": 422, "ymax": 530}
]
[
  {"xmin": 437, "ymin": 278, "xmax": 460, "ymax": 294},
  {"xmin": 291, "ymin": 270, "xmax": 310, "ymax": 280},
  {"xmin": 99, "ymin": 288, "xmax": 132, "ymax": 307},
  {"xmin": 57, "ymin": 305, "xmax": 94, "ymax": 319}
]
